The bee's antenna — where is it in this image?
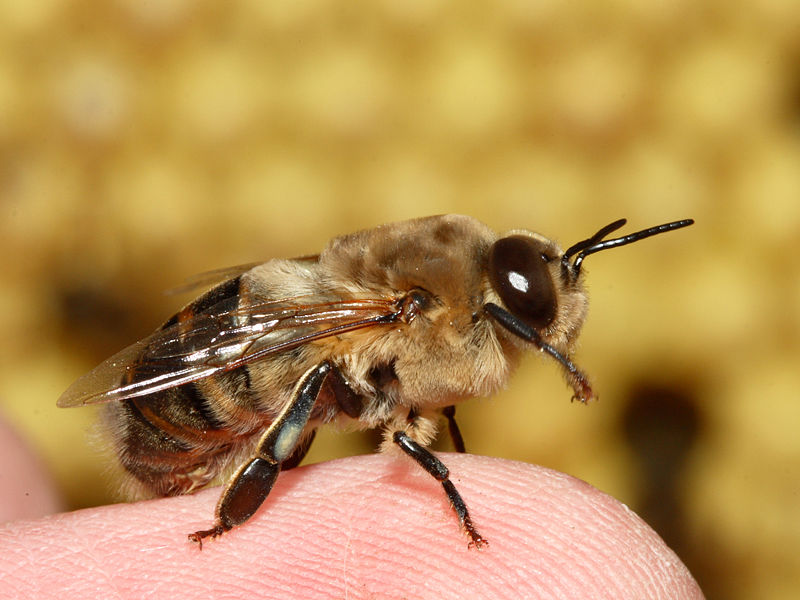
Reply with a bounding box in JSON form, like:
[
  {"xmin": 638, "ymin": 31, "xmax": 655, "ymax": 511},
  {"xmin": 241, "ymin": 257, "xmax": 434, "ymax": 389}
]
[
  {"xmin": 562, "ymin": 219, "xmax": 628, "ymax": 264},
  {"xmin": 563, "ymin": 219, "xmax": 694, "ymax": 277}
]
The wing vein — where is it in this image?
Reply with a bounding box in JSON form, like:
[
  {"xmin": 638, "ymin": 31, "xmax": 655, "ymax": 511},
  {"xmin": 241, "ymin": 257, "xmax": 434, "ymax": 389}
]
[{"xmin": 57, "ymin": 296, "xmax": 401, "ymax": 407}]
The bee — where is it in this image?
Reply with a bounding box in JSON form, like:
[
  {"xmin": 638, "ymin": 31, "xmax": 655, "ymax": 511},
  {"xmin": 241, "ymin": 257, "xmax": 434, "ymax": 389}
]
[{"xmin": 58, "ymin": 214, "xmax": 693, "ymax": 548}]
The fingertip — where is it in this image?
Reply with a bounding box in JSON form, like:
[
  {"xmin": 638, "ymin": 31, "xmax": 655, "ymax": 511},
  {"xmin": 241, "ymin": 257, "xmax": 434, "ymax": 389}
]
[{"xmin": 0, "ymin": 454, "xmax": 703, "ymax": 599}]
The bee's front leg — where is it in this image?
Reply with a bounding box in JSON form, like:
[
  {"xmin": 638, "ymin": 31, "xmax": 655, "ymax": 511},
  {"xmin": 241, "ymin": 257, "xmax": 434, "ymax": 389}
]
[
  {"xmin": 392, "ymin": 430, "xmax": 487, "ymax": 549},
  {"xmin": 189, "ymin": 361, "xmax": 332, "ymax": 548}
]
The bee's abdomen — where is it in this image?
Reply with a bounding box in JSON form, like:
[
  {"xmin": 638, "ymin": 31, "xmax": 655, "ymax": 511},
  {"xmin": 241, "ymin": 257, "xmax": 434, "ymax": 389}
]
[
  {"xmin": 112, "ymin": 275, "xmax": 257, "ymax": 496},
  {"xmin": 129, "ymin": 382, "xmax": 230, "ymax": 445},
  {"xmin": 109, "ymin": 381, "xmax": 238, "ymax": 497}
]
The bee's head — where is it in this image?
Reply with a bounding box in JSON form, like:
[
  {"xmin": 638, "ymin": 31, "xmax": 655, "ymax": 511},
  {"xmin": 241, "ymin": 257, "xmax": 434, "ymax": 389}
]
[{"xmin": 485, "ymin": 217, "xmax": 694, "ymax": 402}]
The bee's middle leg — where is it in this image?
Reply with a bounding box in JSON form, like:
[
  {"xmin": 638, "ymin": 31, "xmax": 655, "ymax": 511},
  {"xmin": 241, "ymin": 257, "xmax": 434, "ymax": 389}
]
[
  {"xmin": 442, "ymin": 405, "xmax": 466, "ymax": 453},
  {"xmin": 188, "ymin": 361, "xmax": 333, "ymax": 547}
]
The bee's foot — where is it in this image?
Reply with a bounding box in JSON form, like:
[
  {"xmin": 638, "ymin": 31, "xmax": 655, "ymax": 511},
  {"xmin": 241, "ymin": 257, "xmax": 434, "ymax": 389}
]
[{"xmin": 188, "ymin": 524, "xmax": 226, "ymax": 550}]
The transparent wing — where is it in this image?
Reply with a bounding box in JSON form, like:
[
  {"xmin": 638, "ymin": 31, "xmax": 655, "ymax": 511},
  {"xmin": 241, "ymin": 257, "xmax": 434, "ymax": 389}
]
[
  {"xmin": 165, "ymin": 256, "xmax": 320, "ymax": 296},
  {"xmin": 57, "ymin": 295, "xmax": 398, "ymax": 407},
  {"xmin": 164, "ymin": 263, "xmax": 262, "ymax": 296}
]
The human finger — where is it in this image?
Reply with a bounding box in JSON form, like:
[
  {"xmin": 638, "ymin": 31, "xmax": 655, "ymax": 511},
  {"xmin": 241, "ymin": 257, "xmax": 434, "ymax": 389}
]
[{"xmin": 0, "ymin": 453, "xmax": 703, "ymax": 599}]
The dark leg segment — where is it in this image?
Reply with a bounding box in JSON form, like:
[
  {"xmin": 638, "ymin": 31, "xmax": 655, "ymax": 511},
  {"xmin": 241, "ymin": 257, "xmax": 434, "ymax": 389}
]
[
  {"xmin": 189, "ymin": 362, "xmax": 332, "ymax": 547},
  {"xmin": 442, "ymin": 405, "xmax": 465, "ymax": 453},
  {"xmin": 393, "ymin": 431, "xmax": 487, "ymax": 548},
  {"xmin": 216, "ymin": 457, "xmax": 279, "ymax": 530},
  {"xmin": 327, "ymin": 364, "xmax": 364, "ymax": 418}
]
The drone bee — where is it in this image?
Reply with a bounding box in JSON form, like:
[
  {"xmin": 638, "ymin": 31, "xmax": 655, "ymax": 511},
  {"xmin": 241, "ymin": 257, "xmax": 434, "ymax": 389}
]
[{"xmin": 58, "ymin": 214, "xmax": 693, "ymax": 548}]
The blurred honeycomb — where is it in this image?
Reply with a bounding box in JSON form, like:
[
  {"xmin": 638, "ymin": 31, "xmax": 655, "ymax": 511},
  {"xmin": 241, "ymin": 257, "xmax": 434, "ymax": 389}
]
[{"xmin": 1, "ymin": 2, "xmax": 799, "ymax": 597}]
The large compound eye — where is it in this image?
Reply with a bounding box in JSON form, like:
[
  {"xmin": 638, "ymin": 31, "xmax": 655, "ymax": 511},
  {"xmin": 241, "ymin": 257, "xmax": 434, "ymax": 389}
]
[{"xmin": 488, "ymin": 236, "xmax": 557, "ymax": 329}]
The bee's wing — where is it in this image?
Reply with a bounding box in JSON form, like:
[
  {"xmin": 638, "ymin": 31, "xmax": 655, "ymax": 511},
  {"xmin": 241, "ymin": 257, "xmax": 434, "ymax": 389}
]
[
  {"xmin": 164, "ymin": 263, "xmax": 263, "ymax": 296},
  {"xmin": 57, "ymin": 296, "xmax": 397, "ymax": 407},
  {"xmin": 165, "ymin": 256, "xmax": 320, "ymax": 296}
]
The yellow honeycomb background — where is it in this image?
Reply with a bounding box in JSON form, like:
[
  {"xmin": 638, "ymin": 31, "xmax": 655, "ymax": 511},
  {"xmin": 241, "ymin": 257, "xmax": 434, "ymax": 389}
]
[{"xmin": 2, "ymin": 2, "xmax": 800, "ymax": 597}]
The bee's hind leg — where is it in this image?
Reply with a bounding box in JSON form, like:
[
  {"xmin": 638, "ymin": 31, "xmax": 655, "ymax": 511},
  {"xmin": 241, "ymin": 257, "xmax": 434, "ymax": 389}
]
[{"xmin": 188, "ymin": 361, "xmax": 333, "ymax": 548}]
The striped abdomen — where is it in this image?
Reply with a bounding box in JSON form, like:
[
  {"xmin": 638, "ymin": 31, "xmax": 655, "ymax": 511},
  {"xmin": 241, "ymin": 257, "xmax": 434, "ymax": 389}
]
[{"xmin": 108, "ymin": 276, "xmax": 265, "ymax": 496}]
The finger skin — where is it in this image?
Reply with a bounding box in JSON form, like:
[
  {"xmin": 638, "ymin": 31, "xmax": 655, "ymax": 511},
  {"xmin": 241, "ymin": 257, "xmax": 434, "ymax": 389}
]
[
  {"xmin": 0, "ymin": 417, "xmax": 63, "ymax": 523},
  {"xmin": 0, "ymin": 454, "xmax": 703, "ymax": 600}
]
